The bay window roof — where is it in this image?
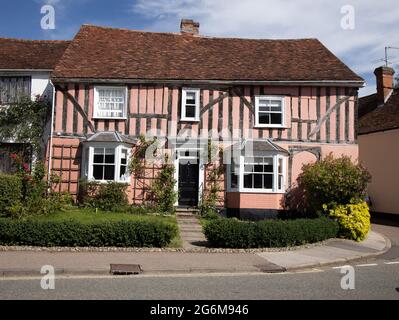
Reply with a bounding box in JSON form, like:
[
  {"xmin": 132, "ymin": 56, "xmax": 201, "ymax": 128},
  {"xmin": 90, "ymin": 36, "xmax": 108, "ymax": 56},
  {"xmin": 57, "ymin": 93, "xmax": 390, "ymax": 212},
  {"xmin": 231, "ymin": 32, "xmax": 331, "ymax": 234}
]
[{"xmin": 85, "ymin": 131, "xmax": 136, "ymax": 144}]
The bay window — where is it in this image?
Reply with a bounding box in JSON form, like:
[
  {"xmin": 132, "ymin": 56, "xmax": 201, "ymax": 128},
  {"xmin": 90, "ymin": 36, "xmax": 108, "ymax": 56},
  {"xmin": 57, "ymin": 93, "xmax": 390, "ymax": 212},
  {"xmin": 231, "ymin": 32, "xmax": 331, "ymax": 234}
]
[
  {"xmin": 93, "ymin": 86, "xmax": 127, "ymax": 119},
  {"xmin": 86, "ymin": 144, "xmax": 131, "ymax": 182},
  {"xmin": 228, "ymin": 153, "xmax": 286, "ymax": 193}
]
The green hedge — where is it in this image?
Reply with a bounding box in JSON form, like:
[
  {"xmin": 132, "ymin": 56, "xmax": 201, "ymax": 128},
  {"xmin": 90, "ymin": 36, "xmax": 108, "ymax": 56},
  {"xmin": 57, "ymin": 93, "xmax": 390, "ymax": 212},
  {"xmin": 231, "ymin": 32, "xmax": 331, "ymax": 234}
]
[
  {"xmin": 203, "ymin": 217, "xmax": 339, "ymax": 248},
  {"xmin": 0, "ymin": 219, "xmax": 178, "ymax": 247},
  {"xmin": 0, "ymin": 173, "xmax": 22, "ymax": 216}
]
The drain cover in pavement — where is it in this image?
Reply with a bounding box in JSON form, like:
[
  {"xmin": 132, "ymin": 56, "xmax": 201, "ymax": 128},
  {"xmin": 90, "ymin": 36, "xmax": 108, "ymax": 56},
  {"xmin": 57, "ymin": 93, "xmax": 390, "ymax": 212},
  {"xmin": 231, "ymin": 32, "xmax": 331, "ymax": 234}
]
[
  {"xmin": 110, "ymin": 264, "xmax": 142, "ymax": 275},
  {"xmin": 254, "ymin": 263, "xmax": 286, "ymax": 273}
]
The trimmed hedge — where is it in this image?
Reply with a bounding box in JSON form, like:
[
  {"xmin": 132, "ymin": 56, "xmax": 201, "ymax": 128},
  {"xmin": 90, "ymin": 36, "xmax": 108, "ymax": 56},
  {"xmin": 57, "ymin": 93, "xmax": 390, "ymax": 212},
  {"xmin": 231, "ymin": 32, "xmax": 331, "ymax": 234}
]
[
  {"xmin": 203, "ymin": 217, "xmax": 339, "ymax": 248},
  {"xmin": 0, "ymin": 173, "xmax": 22, "ymax": 216},
  {"xmin": 0, "ymin": 219, "xmax": 178, "ymax": 247}
]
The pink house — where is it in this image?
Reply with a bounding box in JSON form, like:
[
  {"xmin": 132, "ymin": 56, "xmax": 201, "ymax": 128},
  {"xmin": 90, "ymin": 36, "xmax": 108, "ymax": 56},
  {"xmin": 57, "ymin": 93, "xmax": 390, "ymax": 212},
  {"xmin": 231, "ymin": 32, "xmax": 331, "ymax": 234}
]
[{"xmin": 46, "ymin": 20, "xmax": 363, "ymax": 218}]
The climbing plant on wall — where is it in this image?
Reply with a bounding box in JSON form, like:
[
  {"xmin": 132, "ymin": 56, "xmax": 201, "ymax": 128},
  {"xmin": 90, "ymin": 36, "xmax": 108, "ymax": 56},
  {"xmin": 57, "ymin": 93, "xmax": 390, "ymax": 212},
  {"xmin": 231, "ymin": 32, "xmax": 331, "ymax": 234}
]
[{"xmin": 0, "ymin": 95, "xmax": 50, "ymax": 157}]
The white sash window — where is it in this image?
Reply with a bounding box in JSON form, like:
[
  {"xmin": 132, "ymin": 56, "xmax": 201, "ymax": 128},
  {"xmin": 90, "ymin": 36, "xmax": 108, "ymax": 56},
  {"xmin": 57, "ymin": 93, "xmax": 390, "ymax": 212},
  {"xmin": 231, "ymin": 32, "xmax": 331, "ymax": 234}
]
[
  {"xmin": 255, "ymin": 96, "xmax": 285, "ymax": 127},
  {"xmin": 93, "ymin": 86, "xmax": 127, "ymax": 119}
]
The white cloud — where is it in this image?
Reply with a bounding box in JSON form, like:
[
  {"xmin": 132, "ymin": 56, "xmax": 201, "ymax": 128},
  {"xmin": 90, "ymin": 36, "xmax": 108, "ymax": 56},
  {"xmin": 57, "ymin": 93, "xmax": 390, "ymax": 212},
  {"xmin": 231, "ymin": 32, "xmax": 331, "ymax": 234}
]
[{"xmin": 132, "ymin": 0, "xmax": 399, "ymax": 97}]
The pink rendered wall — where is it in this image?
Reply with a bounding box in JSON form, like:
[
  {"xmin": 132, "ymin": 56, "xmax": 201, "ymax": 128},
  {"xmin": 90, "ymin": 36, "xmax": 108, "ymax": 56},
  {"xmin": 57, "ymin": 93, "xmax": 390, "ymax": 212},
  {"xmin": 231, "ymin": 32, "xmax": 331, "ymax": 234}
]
[
  {"xmin": 226, "ymin": 192, "xmax": 284, "ymax": 210},
  {"xmin": 359, "ymin": 130, "xmax": 399, "ymax": 215}
]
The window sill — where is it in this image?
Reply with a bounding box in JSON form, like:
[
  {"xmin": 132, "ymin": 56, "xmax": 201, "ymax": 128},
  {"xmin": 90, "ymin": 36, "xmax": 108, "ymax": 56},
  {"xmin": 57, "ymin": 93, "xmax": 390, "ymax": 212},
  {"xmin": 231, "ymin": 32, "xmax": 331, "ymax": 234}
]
[
  {"xmin": 88, "ymin": 178, "xmax": 130, "ymax": 184},
  {"xmin": 254, "ymin": 125, "xmax": 287, "ymax": 129},
  {"xmin": 228, "ymin": 189, "xmax": 286, "ymax": 194},
  {"xmin": 180, "ymin": 118, "xmax": 200, "ymax": 122},
  {"xmin": 92, "ymin": 117, "xmax": 127, "ymax": 120}
]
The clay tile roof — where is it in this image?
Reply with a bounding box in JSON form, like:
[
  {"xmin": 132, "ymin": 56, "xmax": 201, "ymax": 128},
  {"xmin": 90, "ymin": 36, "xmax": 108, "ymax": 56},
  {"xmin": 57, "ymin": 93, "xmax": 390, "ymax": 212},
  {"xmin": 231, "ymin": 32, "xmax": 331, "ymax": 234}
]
[
  {"xmin": 52, "ymin": 25, "xmax": 363, "ymax": 82},
  {"xmin": 359, "ymin": 89, "xmax": 399, "ymax": 135},
  {"xmin": 0, "ymin": 38, "xmax": 70, "ymax": 70}
]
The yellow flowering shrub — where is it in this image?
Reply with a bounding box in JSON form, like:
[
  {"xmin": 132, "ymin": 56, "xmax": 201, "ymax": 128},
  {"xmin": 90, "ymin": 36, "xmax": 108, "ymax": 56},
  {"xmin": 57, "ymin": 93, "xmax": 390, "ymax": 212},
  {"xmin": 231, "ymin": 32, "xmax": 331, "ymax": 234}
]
[{"xmin": 323, "ymin": 201, "xmax": 370, "ymax": 241}]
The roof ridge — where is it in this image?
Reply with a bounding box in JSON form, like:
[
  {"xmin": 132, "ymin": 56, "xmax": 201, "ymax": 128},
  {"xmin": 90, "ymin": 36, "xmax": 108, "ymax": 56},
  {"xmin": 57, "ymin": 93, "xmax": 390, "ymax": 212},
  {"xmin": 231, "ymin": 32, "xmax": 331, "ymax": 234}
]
[
  {"xmin": 0, "ymin": 37, "xmax": 70, "ymax": 43},
  {"xmin": 79, "ymin": 24, "xmax": 319, "ymax": 42}
]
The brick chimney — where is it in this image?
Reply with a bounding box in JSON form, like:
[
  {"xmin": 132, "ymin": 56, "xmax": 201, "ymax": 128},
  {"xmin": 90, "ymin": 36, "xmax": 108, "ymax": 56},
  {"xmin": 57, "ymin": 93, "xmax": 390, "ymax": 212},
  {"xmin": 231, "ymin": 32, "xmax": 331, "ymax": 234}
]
[
  {"xmin": 180, "ymin": 19, "xmax": 200, "ymax": 35},
  {"xmin": 374, "ymin": 66, "xmax": 395, "ymax": 104}
]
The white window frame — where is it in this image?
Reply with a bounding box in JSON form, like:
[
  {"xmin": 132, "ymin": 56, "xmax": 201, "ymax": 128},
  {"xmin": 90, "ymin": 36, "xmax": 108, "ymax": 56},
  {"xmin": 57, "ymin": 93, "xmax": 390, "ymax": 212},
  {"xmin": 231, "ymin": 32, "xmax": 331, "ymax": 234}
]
[
  {"xmin": 93, "ymin": 86, "xmax": 128, "ymax": 119},
  {"xmin": 181, "ymin": 88, "xmax": 200, "ymax": 122},
  {"xmin": 227, "ymin": 152, "xmax": 286, "ymax": 194},
  {"xmin": 255, "ymin": 95, "xmax": 285, "ymax": 128},
  {"xmin": 86, "ymin": 143, "xmax": 131, "ymax": 183}
]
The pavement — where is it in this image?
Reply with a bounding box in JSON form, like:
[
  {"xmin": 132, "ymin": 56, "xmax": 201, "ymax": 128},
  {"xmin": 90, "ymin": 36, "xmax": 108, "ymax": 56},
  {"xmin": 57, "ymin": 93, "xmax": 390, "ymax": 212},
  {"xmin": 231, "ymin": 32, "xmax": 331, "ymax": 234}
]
[
  {"xmin": 0, "ymin": 227, "xmax": 391, "ymax": 277},
  {"xmin": 176, "ymin": 210, "xmax": 207, "ymax": 249}
]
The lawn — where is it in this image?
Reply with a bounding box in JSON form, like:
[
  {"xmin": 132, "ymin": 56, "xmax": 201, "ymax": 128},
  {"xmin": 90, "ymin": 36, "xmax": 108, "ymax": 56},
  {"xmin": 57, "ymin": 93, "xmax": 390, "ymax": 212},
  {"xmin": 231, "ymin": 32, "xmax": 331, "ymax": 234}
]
[
  {"xmin": 1, "ymin": 207, "xmax": 182, "ymax": 248},
  {"xmin": 29, "ymin": 207, "xmax": 177, "ymax": 224}
]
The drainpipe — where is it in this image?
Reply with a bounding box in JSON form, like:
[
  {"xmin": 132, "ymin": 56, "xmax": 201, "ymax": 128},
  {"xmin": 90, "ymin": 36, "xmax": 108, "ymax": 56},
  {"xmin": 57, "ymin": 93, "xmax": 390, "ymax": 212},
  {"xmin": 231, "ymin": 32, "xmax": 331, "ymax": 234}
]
[{"xmin": 47, "ymin": 80, "xmax": 56, "ymax": 188}]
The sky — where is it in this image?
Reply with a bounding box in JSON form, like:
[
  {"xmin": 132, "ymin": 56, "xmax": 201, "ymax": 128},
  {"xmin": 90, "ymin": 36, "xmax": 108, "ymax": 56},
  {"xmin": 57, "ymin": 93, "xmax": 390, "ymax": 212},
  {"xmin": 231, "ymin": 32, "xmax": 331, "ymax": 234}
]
[{"xmin": 0, "ymin": 0, "xmax": 398, "ymax": 97}]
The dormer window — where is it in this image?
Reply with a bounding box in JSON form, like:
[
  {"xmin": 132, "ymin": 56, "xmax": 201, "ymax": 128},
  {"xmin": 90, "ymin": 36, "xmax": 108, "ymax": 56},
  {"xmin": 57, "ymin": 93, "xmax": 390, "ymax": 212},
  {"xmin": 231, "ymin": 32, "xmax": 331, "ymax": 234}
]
[{"xmin": 181, "ymin": 88, "xmax": 200, "ymax": 121}]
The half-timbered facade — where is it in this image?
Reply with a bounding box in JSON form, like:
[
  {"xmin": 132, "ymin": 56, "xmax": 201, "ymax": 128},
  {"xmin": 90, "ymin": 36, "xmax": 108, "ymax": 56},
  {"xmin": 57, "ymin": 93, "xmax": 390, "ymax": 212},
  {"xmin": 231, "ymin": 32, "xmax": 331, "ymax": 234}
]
[{"xmin": 47, "ymin": 20, "xmax": 363, "ymax": 217}]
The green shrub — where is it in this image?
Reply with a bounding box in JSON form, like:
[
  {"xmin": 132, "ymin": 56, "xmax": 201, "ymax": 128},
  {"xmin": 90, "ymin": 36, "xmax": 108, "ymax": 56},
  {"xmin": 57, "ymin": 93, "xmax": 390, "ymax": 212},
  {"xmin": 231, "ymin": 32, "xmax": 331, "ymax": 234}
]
[
  {"xmin": 324, "ymin": 200, "xmax": 370, "ymax": 241},
  {"xmin": 79, "ymin": 181, "xmax": 129, "ymax": 211},
  {"xmin": 299, "ymin": 154, "xmax": 371, "ymax": 214},
  {"xmin": 0, "ymin": 173, "xmax": 22, "ymax": 216},
  {"xmin": 149, "ymin": 162, "xmax": 177, "ymax": 213},
  {"xmin": 203, "ymin": 217, "xmax": 339, "ymax": 248},
  {"xmin": 0, "ymin": 219, "xmax": 178, "ymax": 247}
]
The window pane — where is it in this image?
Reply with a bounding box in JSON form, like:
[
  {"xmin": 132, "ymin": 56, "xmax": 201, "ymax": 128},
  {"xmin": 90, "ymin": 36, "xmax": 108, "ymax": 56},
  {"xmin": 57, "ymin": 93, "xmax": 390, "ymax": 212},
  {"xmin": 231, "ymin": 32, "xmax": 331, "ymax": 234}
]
[
  {"xmin": 264, "ymin": 164, "xmax": 273, "ymax": 172},
  {"xmin": 93, "ymin": 154, "xmax": 104, "ymax": 163},
  {"xmin": 278, "ymin": 174, "xmax": 283, "ymax": 190},
  {"xmin": 254, "ymin": 174, "xmax": 262, "ymax": 188},
  {"xmin": 231, "ymin": 173, "xmax": 238, "ymax": 189},
  {"xmin": 120, "ymin": 165, "xmax": 126, "ymax": 178},
  {"xmin": 258, "ymin": 113, "xmax": 270, "ymax": 124},
  {"xmin": 263, "ymin": 174, "xmax": 273, "ymax": 189},
  {"xmin": 104, "ymin": 154, "xmax": 115, "ymax": 164},
  {"xmin": 186, "ymin": 92, "xmax": 196, "ymax": 105},
  {"xmin": 104, "ymin": 165, "xmax": 115, "ymax": 180},
  {"xmin": 93, "ymin": 165, "xmax": 103, "ymax": 180},
  {"xmin": 254, "ymin": 164, "xmax": 263, "ymax": 173},
  {"xmin": 270, "ymin": 113, "xmax": 282, "ymax": 124},
  {"xmin": 185, "ymin": 105, "xmax": 196, "ymax": 118},
  {"xmin": 259, "ymin": 106, "xmax": 271, "ymax": 112},
  {"xmin": 271, "ymin": 106, "xmax": 282, "ymax": 112},
  {"xmin": 270, "ymin": 100, "xmax": 282, "ymax": 106},
  {"xmin": 244, "ymin": 174, "xmax": 252, "ymax": 188},
  {"xmin": 278, "ymin": 158, "xmax": 283, "ymax": 174},
  {"xmin": 244, "ymin": 164, "xmax": 254, "ymax": 173},
  {"xmin": 121, "ymin": 150, "xmax": 127, "ymax": 165},
  {"xmin": 94, "ymin": 148, "xmax": 103, "ymax": 154}
]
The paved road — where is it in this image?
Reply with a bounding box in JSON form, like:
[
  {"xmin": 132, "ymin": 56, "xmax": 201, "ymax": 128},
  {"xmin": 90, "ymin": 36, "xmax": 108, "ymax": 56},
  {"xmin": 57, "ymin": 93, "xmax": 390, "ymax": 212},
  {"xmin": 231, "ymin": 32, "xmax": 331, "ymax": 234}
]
[
  {"xmin": 0, "ymin": 223, "xmax": 398, "ymax": 300},
  {"xmin": 0, "ymin": 260, "xmax": 398, "ymax": 300}
]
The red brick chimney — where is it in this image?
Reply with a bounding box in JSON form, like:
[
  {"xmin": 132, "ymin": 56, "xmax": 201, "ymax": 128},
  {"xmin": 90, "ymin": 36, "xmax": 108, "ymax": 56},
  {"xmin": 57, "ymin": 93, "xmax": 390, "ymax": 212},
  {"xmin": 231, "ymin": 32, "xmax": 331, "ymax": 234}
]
[
  {"xmin": 374, "ymin": 66, "xmax": 395, "ymax": 104},
  {"xmin": 180, "ymin": 19, "xmax": 200, "ymax": 35}
]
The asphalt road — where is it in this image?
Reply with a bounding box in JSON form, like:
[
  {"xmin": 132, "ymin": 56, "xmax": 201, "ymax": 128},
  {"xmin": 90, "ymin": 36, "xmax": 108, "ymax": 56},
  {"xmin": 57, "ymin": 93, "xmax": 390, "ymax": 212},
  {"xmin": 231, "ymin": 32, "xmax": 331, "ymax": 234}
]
[
  {"xmin": 0, "ymin": 223, "xmax": 398, "ymax": 300},
  {"xmin": 0, "ymin": 260, "xmax": 398, "ymax": 300}
]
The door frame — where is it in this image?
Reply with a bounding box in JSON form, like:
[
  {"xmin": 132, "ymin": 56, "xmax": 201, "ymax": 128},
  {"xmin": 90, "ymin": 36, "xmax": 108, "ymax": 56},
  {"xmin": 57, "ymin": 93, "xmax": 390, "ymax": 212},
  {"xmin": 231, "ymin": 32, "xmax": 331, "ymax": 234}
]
[{"xmin": 173, "ymin": 147, "xmax": 205, "ymax": 207}]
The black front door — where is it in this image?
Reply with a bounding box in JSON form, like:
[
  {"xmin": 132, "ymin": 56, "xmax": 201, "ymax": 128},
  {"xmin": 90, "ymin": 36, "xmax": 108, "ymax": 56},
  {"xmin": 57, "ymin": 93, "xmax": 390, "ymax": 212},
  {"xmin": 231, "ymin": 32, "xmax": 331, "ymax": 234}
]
[{"xmin": 178, "ymin": 160, "xmax": 199, "ymax": 206}]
